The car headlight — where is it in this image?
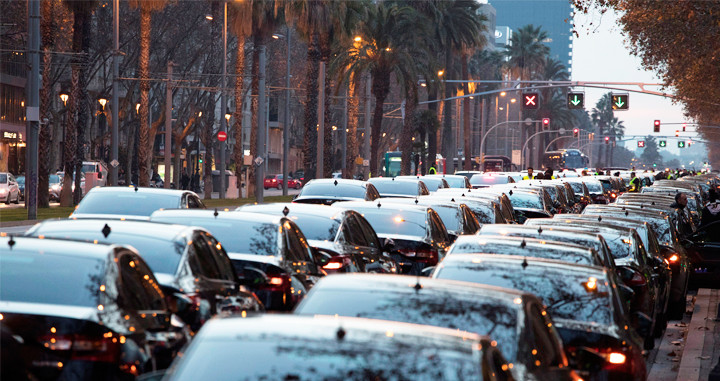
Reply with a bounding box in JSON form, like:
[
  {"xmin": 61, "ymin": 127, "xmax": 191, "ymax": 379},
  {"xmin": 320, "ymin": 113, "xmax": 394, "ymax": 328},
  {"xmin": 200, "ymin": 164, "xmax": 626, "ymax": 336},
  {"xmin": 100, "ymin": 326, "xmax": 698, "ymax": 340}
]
[
  {"xmin": 51, "ymin": 185, "xmax": 60, "ymax": 191},
  {"xmin": 0, "ymin": 188, "xmax": 7, "ymax": 194}
]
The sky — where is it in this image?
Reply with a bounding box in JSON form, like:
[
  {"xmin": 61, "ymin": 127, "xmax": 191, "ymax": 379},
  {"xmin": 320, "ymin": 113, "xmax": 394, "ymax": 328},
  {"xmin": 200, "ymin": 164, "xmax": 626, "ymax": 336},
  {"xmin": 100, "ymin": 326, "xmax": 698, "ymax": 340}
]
[{"xmin": 571, "ymin": 9, "xmax": 702, "ymax": 157}]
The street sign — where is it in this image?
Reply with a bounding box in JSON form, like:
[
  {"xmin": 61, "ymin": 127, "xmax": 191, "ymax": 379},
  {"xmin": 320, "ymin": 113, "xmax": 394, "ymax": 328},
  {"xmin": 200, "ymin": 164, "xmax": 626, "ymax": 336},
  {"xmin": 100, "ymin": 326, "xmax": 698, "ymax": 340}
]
[
  {"xmin": 110, "ymin": 159, "xmax": 119, "ymax": 168},
  {"xmin": 659, "ymin": 140, "xmax": 667, "ymax": 147},
  {"xmin": 567, "ymin": 92, "xmax": 584, "ymax": 109},
  {"xmin": 217, "ymin": 131, "xmax": 228, "ymax": 142},
  {"xmin": 611, "ymin": 93, "xmax": 629, "ymax": 110},
  {"xmin": 522, "ymin": 93, "xmax": 539, "ymax": 109},
  {"xmin": 254, "ymin": 156, "xmax": 264, "ymax": 166},
  {"xmin": 637, "ymin": 140, "xmax": 645, "ymax": 148},
  {"xmin": 678, "ymin": 141, "xmax": 686, "ymax": 148}
]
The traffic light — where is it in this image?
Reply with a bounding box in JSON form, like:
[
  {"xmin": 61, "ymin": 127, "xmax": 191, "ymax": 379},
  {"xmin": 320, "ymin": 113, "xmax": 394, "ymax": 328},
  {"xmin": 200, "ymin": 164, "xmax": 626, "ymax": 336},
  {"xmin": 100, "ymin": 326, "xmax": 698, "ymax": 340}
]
[
  {"xmin": 611, "ymin": 93, "xmax": 630, "ymax": 110},
  {"xmin": 675, "ymin": 130, "xmax": 680, "ymax": 137},
  {"xmin": 604, "ymin": 136, "xmax": 610, "ymax": 144},
  {"xmin": 589, "ymin": 133, "xmax": 594, "ymax": 141},
  {"xmin": 573, "ymin": 128, "xmax": 579, "ymax": 137},
  {"xmin": 653, "ymin": 120, "xmax": 660, "ymax": 133},
  {"xmin": 637, "ymin": 141, "xmax": 645, "ymax": 148},
  {"xmin": 567, "ymin": 92, "xmax": 584, "ymax": 109},
  {"xmin": 682, "ymin": 123, "xmax": 686, "ymax": 132},
  {"xmin": 522, "ymin": 93, "xmax": 539, "ymax": 109},
  {"xmin": 678, "ymin": 141, "xmax": 686, "ymax": 148},
  {"xmin": 659, "ymin": 140, "xmax": 667, "ymax": 147},
  {"xmin": 542, "ymin": 118, "xmax": 550, "ymax": 130}
]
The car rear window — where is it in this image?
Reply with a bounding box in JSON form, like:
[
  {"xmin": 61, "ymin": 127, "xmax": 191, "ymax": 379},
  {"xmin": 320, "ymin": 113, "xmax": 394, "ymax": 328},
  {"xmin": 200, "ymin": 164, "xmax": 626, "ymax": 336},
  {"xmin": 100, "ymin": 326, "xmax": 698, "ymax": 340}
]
[
  {"xmin": 296, "ymin": 288, "xmax": 520, "ymax": 362},
  {"xmin": 290, "ymin": 215, "xmax": 341, "ymax": 242},
  {"xmin": 354, "ymin": 208, "xmax": 427, "ymax": 237},
  {"xmin": 1, "ymin": 252, "xmax": 105, "ymax": 307},
  {"xmin": 74, "ymin": 192, "xmax": 181, "ymax": 216},
  {"xmin": 506, "ymin": 192, "xmax": 544, "ymax": 210},
  {"xmin": 449, "ymin": 240, "xmax": 597, "ymax": 266},
  {"xmin": 369, "ymin": 180, "xmax": 419, "ymax": 196},
  {"xmin": 435, "ymin": 262, "xmax": 613, "ymax": 327},
  {"xmin": 300, "ymin": 183, "xmax": 366, "ymax": 199},
  {"xmin": 470, "ymin": 175, "xmax": 510, "ymax": 187}
]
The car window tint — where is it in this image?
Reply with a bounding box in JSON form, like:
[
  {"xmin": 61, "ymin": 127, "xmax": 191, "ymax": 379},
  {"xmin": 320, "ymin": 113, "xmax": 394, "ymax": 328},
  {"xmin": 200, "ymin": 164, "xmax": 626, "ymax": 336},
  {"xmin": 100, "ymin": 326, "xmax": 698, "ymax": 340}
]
[
  {"xmin": 366, "ymin": 184, "xmax": 380, "ymax": 200},
  {"xmin": 189, "ymin": 233, "xmax": 222, "ymax": 279},
  {"xmin": 485, "ymin": 348, "xmax": 513, "ymax": 381},
  {"xmin": 369, "ymin": 180, "xmax": 421, "ymax": 197},
  {"xmin": 292, "ymin": 215, "xmax": 341, "ymax": 242},
  {"xmin": 187, "ymin": 195, "xmax": 202, "ymax": 209},
  {"xmin": 463, "ymin": 206, "xmax": 481, "ymax": 233},
  {"xmin": 74, "ymin": 192, "xmax": 181, "ymax": 216},
  {"xmin": 355, "ymin": 214, "xmax": 379, "ymax": 249},
  {"xmin": 528, "ymin": 303, "xmax": 563, "ymax": 368},
  {"xmin": 204, "ymin": 235, "xmax": 237, "ymax": 282},
  {"xmin": 341, "ymin": 215, "xmax": 367, "ymax": 246},
  {"xmin": 117, "ymin": 252, "xmax": 166, "ymax": 312},
  {"xmin": 429, "ymin": 210, "xmax": 449, "ymax": 244},
  {"xmin": 284, "ymin": 221, "xmax": 312, "ymax": 262}
]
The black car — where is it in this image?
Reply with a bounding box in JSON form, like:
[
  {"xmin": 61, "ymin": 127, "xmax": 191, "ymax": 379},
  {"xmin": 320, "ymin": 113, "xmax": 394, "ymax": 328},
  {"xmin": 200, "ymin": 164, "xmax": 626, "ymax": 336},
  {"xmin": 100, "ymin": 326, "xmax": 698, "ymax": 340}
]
[
  {"xmin": 293, "ymin": 178, "xmax": 380, "ymax": 205},
  {"xmin": 435, "ymin": 188, "xmax": 517, "ymax": 223},
  {"xmin": 295, "ymin": 274, "xmax": 585, "ymax": 381},
  {"xmin": 449, "ymin": 235, "xmax": 605, "ymax": 267},
  {"xmin": 426, "ymin": 174, "xmax": 471, "ymax": 188},
  {"xmin": 25, "ymin": 219, "xmax": 259, "ymax": 329},
  {"xmin": 433, "ymin": 254, "xmax": 648, "ymax": 381},
  {"xmin": 333, "ymin": 201, "xmax": 452, "ymax": 275},
  {"xmin": 70, "ymin": 187, "xmax": 205, "ymax": 219},
  {"xmin": 492, "ymin": 187, "xmax": 555, "ymax": 220},
  {"xmin": 237, "ymin": 203, "xmax": 398, "ymax": 274},
  {"xmin": 377, "ymin": 197, "xmax": 481, "ymax": 239},
  {"xmin": 368, "ymin": 177, "xmax": 430, "ymax": 198},
  {"xmin": 150, "ymin": 209, "xmax": 325, "ymax": 311},
  {"xmin": 162, "ymin": 314, "xmax": 516, "ymax": 380},
  {"xmin": 396, "ymin": 175, "xmax": 448, "ymax": 191},
  {"xmin": 0, "ymin": 236, "xmax": 172, "ymax": 380}
]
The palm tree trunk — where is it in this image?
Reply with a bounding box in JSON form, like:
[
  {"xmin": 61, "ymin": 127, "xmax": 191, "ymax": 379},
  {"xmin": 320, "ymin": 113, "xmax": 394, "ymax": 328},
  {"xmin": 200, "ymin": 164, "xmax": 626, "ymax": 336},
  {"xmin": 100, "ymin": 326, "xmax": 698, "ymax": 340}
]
[
  {"xmin": 323, "ymin": 65, "xmax": 333, "ymax": 178},
  {"xmin": 441, "ymin": 48, "xmax": 453, "ymax": 168},
  {"xmin": 60, "ymin": 67, "xmax": 78, "ymax": 207},
  {"xmin": 400, "ymin": 81, "xmax": 417, "ymax": 175},
  {"xmin": 369, "ymin": 71, "xmax": 390, "ymax": 176},
  {"xmin": 345, "ymin": 72, "xmax": 359, "ymax": 179},
  {"xmin": 233, "ymin": 36, "xmax": 246, "ymax": 196},
  {"xmin": 303, "ymin": 35, "xmax": 320, "ymax": 182},
  {"xmin": 74, "ymin": 9, "xmax": 91, "ymax": 204},
  {"xmin": 461, "ymin": 52, "xmax": 471, "ymax": 170},
  {"xmin": 248, "ymin": 37, "xmax": 260, "ymax": 198},
  {"xmin": 427, "ymin": 89, "xmax": 438, "ymax": 173},
  {"xmin": 137, "ymin": 7, "xmax": 152, "ymax": 187},
  {"xmin": 39, "ymin": 0, "xmax": 54, "ymax": 208}
]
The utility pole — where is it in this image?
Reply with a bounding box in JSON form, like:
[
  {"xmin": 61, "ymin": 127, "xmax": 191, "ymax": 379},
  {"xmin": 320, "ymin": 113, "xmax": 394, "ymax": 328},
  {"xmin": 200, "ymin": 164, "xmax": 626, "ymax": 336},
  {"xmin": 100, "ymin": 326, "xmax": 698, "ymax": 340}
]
[
  {"xmin": 255, "ymin": 45, "xmax": 266, "ymax": 203},
  {"xmin": 342, "ymin": 86, "xmax": 348, "ymax": 174},
  {"xmin": 164, "ymin": 62, "xmax": 173, "ymax": 188},
  {"xmin": 219, "ymin": 1, "xmax": 228, "ymax": 198},
  {"xmin": 110, "ymin": 0, "xmax": 119, "ymax": 186},
  {"xmin": 26, "ymin": 0, "xmax": 40, "ymax": 219},
  {"xmin": 282, "ymin": 26, "xmax": 290, "ymax": 196},
  {"xmin": 363, "ymin": 75, "xmax": 371, "ymax": 178},
  {"xmin": 316, "ymin": 62, "xmax": 325, "ymax": 179}
]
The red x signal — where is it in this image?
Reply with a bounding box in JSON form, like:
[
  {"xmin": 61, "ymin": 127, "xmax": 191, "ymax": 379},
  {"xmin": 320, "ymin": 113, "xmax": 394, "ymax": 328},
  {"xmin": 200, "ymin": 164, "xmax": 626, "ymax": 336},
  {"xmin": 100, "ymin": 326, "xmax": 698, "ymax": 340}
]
[{"xmin": 522, "ymin": 93, "xmax": 539, "ymax": 109}]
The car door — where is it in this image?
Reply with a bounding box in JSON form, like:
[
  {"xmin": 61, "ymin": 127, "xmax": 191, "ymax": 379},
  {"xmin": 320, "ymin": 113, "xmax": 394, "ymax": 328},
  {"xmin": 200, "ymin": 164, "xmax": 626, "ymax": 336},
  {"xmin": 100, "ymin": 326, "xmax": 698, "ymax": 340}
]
[
  {"xmin": 354, "ymin": 213, "xmax": 390, "ymax": 272},
  {"xmin": 525, "ymin": 302, "xmax": 570, "ymax": 380},
  {"xmin": 336, "ymin": 214, "xmax": 369, "ymax": 272},
  {"xmin": 283, "ymin": 220, "xmax": 322, "ymax": 285}
]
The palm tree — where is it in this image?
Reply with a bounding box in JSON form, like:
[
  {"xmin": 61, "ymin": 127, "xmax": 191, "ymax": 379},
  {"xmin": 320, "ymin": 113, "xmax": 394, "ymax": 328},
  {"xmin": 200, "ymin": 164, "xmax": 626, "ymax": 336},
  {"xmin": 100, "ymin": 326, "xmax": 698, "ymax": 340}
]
[
  {"xmin": 39, "ymin": 0, "xmax": 58, "ymax": 208},
  {"xmin": 591, "ymin": 93, "xmax": 615, "ymax": 167},
  {"xmin": 469, "ymin": 49, "xmax": 504, "ymax": 161},
  {"xmin": 505, "ymin": 24, "xmax": 550, "ymax": 81},
  {"xmin": 415, "ymin": 109, "xmax": 440, "ymax": 175},
  {"xmin": 229, "ymin": 0, "xmax": 253, "ymax": 196},
  {"xmin": 129, "ymin": 0, "xmax": 167, "ymax": 187},
  {"xmin": 606, "ymin": 116, "xmax": 625, "ymax": 166},
  {"xmin": 332, "ymin": 3, "xmax": 425, "ymax": 176}
]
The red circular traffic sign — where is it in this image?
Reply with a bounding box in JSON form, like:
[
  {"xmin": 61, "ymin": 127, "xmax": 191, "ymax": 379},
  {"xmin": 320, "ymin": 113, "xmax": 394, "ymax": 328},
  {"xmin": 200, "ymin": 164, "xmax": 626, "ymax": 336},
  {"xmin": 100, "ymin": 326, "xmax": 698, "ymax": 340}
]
[{"xmin": 217, "ymin": 131, "xmax": 227, "ymax": 142}]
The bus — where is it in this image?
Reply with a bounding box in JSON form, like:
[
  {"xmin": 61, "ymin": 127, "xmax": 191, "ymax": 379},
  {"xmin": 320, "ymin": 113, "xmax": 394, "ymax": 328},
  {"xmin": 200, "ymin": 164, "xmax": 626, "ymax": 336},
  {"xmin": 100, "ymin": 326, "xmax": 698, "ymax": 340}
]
[
  {"xmin": 542, "ymin": 149, "xmax": 589, "ymax": 170},
  {"xmin": 482, "ymin": 155, "xmax": 514, "ymax": 172},
  {"xmin": 381, "ymin": 152, "xmax": 447, "ymax": 177}
]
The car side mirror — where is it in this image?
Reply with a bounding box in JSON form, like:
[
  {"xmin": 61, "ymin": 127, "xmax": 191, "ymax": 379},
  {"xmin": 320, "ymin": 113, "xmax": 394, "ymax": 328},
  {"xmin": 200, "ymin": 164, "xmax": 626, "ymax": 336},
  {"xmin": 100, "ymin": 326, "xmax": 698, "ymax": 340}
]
[
  {"xmin": 567, "ymin": 347, "xmax": 605, "ymax": 373},
  {"xmin": 237, "ymin": 266, "xmax": 269, "ymax": 287},
  {"xmin": 383, "ymin": 238, "xmax": 395, "ymax": 252},
  {"xmin": 420, "ymin": 266, "xmax": 435, "ymax": 277}
]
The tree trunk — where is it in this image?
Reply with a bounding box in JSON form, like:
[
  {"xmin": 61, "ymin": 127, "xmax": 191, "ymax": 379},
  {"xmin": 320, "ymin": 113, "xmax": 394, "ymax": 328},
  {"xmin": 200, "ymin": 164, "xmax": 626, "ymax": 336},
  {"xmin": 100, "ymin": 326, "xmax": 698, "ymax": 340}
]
[
  {"xmin": 137, "ymin": 7, "xmax": 152, "ymax": 187},
  {"xmin": 60, "ymin": 67, "xmax": 78, "ymax": 207},
  {"xmin": 39, "ymin": 0, "xmax": 54, "ymax": 208},
  {"xmin": 369, "ymin": 71, "xmax": 390, "ymax": 177},
  {"xmin": 203, "ymin": 97, "xmax": 215, "ymax": 199},
  {"xmin": 461, "ymin": 53, "xmax": 471, "ymax": 170},
  {"xmin": 248, "ymin": 37, "xmax": 260, "ymax": 198},
  {"xmin": 441, "ymin": 48, "xmax": 454, "ymax": 169},
  {"xmin": 345, "ymin": 72, "xmax": 359, "ymax": 179},
  {"xmin": 74, "ymin": 9, "xmax": 91, "ymax": 204},
  {"xmin": 426, "ymin": 90, "xmax": 438, "ymax": 173},
  {"xmin": 303, "ymin": 35, "xmax": 320, "ymax": 183},
  {"xmin": 323, "ymin": 64, "xmax": 333, "ymax": 178},
  {"xmin": 233, "ymin": 36, "xmax": 246, "ymax": 196},
  {"xmin": 400, "ymin": 82, "xmax": 417, "ymax": 175}
]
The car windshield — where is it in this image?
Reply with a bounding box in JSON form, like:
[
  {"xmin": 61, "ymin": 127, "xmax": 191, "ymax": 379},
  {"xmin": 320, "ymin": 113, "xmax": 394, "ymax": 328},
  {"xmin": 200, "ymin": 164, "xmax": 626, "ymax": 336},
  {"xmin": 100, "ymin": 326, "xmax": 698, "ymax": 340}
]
[
  {"xmin": 443, "ymin": 177, "xmax": 466, "ymax": 188},
  {"xmin": 25, "ymin": 228, "xmax": 184, "ymax": 274},
  {"xmin": 435, "ymin": 262, "xmax": 613, "ymax": 326},
  {"xmin": 370, "ymin": 180, "xmax": 419, "ymax": 196},
  {"xmin": 450, "ymin": 239, "xmax": 596, "ymax": 266},
  {"xmin": 151, "ymin": 217, "xmax": 278, "ymax": 257},
  {"xmin": 171, "ymin": 332, "xmax": 480, "ymax": 381},
  {"xmin": 74, "ymin": 192, "xmax": 181, "ymax": 216},
  {"xmin": 428, "ymin": 205, "xmax": 462, "ymax": 232},
  {"xmin": 300, "ymin": 183, "xmax": 366, "ymax": 199},
  {"xmin": 470, "ymin": 175, "xmax": 509, "ymax": 186},
  {"xmin": 49, "ymin": 175, "xmax": 61, "ymax": 184},
  {"xmin": 419, "ymin": 178, "xmax": 443, "ymax": 190},
  {"xmin": 0, "ymin": 174, "xmax": 7, "ymax": 183},
  {"xmin": 355, "ymin": 208, "xmax": 426, "ymax": 237},
  {"xmin": 1, "ymin": 252, "xmax": 105, "ymax": 307},
  {"xmin": 15, "ymin": 176, "xmax": 24, "ymax": 184},
  {"xmin": 290, "ymin": 215, "xmax": 341, "ymax": 241},
  {"xmin": 583, "ymin": 181, "xmax": 603, "ymax": 193},
  {"xmin": 506, "ymin": 192, "xmax": 544, "ymax": 210},
  {"xmin": 296, "ymin": 288, "xmax": 519, "ymax": 362}
]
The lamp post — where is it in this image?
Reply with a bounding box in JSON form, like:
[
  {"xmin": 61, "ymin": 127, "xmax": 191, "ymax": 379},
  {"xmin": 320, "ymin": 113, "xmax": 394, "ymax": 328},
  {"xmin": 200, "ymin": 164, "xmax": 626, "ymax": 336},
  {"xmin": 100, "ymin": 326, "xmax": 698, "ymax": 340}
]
[
  {"xmin": 98, "ymin": 97, "xmax": 107, "ymax": 161},
  {"xmin": 59, "ymin": 91, "xmax": 69, "ymax": 171},
  {"xmin": 273, "ymin": 28, "xmax": 291, "ymax": 196},
  {"xmin": 218, "ymin": 0, "xmax": 228, "ymax": 198}
]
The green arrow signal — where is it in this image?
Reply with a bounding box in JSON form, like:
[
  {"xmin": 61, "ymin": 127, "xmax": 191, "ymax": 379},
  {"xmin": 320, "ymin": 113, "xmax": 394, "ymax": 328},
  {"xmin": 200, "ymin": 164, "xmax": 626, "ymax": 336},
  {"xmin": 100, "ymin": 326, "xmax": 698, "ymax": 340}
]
[
  {"xmin": 614, "ymin": 98, "xmax": 625, "ymax": 108},
  {"xmin": 659, "ymin": 140, "xmax": 667, "ymax": 147},
  {"xmin": 678, "ymin": 141, "xmax": 685, "ymax": 148},
  {"xmin": 611, "ymin": 94, "xmax": 629, "ymax": 110},
  {"xmin": 570, "ymin": 95, "xmax": 581, "ymax": 106}
]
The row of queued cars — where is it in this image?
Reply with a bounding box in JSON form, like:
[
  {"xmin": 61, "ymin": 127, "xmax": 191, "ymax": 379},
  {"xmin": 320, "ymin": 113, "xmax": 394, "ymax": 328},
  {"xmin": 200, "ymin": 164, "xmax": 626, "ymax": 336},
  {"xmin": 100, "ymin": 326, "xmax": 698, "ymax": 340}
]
[{"xmin": 2, "ymin": 169, "xmax": 718, "ymax": 380}]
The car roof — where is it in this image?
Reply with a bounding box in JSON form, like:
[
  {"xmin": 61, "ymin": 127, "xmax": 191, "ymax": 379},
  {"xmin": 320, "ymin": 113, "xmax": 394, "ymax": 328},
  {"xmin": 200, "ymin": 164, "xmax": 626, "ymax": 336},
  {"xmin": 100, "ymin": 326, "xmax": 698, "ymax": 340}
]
[
  {"xmin": 440, "ymin": 253, "xmax": 606, "ymax": 275},
  {"xmin": 199, "ymin": 314, "xmax": 487, "ymax": 346},
  {"xmin": 480, "ymin": 224, "xmax": 603, "ymax": 240},
  {"xmin": 29, "ymin": 218, "xmax": 196, "ymax": 240},
  {"xmin": 304, "ymin": 178, "xmax": 368, "ymax": 188},
  {"xmin": 311, "ymin": 273, "xmax": 533, "ymax": 301},
  {"xmin": 237, "ymin": 203, "xmax": 347, "ymax": 220},
  {"xmin": 150, "ymin": 209, "xmax": 285, "ymax": 225},
  {"xmin": 334, "ymin": 201, "xmax": 431, "ymax": 215},
  {"xmin": 1, "ymin": 235, "xmax": 118, "ymax": 260},
  {"xmin": 452, "ymin": 235, "xmax": 595, "ymax": 255},
  {"xmin": 83, "ymin": 186, "xmax": 194, "ymax": 197}
]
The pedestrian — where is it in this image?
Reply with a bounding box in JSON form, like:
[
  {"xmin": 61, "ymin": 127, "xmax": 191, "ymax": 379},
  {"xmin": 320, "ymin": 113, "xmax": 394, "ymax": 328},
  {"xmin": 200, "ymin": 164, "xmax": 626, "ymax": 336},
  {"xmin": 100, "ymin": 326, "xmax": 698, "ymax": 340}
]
[
  {"xmin": 670, "ymin": 192, "xmax": 693, "ymax": 238},
  {"xmin": 544, "ymin": 168, "xmax": 555, "ymax": 180},
  {"xmin": 535, "ymin": 173, "xmax": 545, "ymax": 180},
  {"xmin": 428, "ymin": 166, "xmax": 437, "ymax": 175},
  {"xmin": 523, "ymin": 167, "xmax": 535, "ymax": 180},
  {"xmin": 181, "ymin": 170, "xmax": 190, "ymax": 190},
  {"xmin": 581, "ymin": 170, "xmax": 588, "ymax": 176},
  {"xmin": 628, "ymin": 172, "xmax": 641, "ymax": 192}
]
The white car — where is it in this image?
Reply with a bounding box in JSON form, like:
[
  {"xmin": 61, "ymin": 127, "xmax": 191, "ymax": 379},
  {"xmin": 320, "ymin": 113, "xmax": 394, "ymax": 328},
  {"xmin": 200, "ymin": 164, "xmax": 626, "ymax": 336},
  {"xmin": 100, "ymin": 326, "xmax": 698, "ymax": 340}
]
[{"xmin": 0, "ymin": 172, "xmax": 21, "ymax": 204}]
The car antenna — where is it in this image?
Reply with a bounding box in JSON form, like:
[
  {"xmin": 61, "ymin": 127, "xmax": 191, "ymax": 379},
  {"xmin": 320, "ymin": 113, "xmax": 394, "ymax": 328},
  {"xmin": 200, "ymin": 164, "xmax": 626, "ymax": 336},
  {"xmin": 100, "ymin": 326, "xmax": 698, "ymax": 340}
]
[
  {"xmin": 625, "ymin": 210, "xmax": 629, "ymax": 216},
  {"xmin": 7, "ymin": 235, "xmax": 15, "ymax": 250},
  {"xmin": 336, "ymin": 326, "xmax": 346, "ymax": 341},
  {"xmin": 651, "ymin": 201, "xmax": 656, "ymax": 205},
  {"xmin": 522, "ymin": 257, "xmax": 528, "ymax": 270},
  {"xmin": 282, "ymin": 206, "xmax": 290, "ymax": 216},
  {"xmin": 520, "ymin": 239, "xmax": 527, "ymax": 249},
  {"xmin": 214, "ymin": 208, "xmax": 219, "ymax": 218},
  {"xmin": 134, "ymin": 185, "xmax": 139, "ymax": 192},
  {"xmin": 414, "ymin": 277, "xmax": 423, "ymax": 292},
  {"xmin": 597, "ymin": 216, "xmax": 602, "ymax": 222},
  {"xmin": 414, "ymin": 198, "xmax": 419, "ymax": 205},
  {"xmin": 508, "ymin": 190, "xmax": 513, "ymax": 196},
  {"xmin": 537, "ymin": 226, "xmax": 543, "ymax": 234},
  {"xmin": 333, "ymin": 180, "xmax": 338, "ymax": 186},
  {"xmin": 377, "ymin": 202, "xmax": 382, "ymax": 209},
  {"xmin": 101, "ymin": 224, "xmax": 112, "ymax": 238},
  {"xmin": 450, "ymin": 198, "xmax": 455, "ymax": 202}
]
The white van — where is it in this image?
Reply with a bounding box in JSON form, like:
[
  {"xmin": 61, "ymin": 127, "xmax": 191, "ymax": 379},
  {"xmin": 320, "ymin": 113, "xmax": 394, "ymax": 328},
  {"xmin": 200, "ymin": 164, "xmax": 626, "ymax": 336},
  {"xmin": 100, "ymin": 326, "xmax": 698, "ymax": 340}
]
[{"xmin": 81, "ymin": 161, "xmax": 108, "ymax": 187}]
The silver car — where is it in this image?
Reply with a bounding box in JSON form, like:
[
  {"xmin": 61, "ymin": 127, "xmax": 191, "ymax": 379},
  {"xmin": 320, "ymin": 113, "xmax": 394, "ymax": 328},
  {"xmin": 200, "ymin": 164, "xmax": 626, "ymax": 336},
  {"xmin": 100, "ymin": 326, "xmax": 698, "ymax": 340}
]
[{"xmin": 0, "ymin": 172, "xmax": 20, "ymax": 204}]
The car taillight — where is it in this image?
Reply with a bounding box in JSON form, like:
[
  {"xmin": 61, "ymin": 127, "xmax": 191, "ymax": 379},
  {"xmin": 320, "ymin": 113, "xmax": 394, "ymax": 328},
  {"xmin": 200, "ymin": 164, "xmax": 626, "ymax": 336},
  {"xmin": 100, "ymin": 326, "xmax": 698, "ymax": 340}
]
[
  {"xmin": 667, "ymin": 254, "xmax": 679, "ymax": 263},
  {"xmin": 611, "ymin": 192, "xmax": 617, "ymax": 198},
  {"xmin": 627, "ymin": 271, "xmax": 646, "ymax": 287},
  {"xmin": 263, "ymin": 272, "xmax": 292, "ymax": 292},
  {"xmin": 268, "ymin": 276, "xmax": 284, "ymax": 286},
  {"xmin": 272, "ymin": 179, "xmax": 277, "ymax": 182},
  {"xmin": 40, "ymin": 334, "xmax": 121, "ymax": 364},
  {"xmin": 606, "ymin": 352, "xmax": 626, "ymax": 364},
  {"xmin": 323, "ymin": 261, "xmax": 343, "ymax": 270}
]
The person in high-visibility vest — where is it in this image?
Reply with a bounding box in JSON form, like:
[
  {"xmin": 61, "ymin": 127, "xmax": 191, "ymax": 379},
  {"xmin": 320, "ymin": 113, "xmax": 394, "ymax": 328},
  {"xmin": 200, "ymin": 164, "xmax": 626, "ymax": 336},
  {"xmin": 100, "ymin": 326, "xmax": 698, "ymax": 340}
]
[
  {"xmin": 428, "ymin": 166, "xmax": 437, "ymax": 175},
  {"xmin": 544, "ymin": 168, "xmax": 556, "ymax": 180},
  {"xmin": 628, "ymin": 172, "xmax": 641, "ymax": 192},
  {"xmin": 522, "ymin": 167, "xmax": 535, "ymax": 180}
]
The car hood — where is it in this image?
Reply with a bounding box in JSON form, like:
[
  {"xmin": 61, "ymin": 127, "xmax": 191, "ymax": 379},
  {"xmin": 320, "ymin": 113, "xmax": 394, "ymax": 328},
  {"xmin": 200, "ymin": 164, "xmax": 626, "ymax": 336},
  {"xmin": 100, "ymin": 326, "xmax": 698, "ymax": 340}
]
[{"xmin": 0, "ymin": 301, "xmax": 99, "ymax": 324}]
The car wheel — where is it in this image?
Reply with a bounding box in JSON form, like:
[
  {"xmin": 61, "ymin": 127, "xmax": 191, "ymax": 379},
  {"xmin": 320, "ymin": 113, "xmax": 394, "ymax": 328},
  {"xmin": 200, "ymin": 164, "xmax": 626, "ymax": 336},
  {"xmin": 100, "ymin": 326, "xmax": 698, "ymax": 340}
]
[
  {"xmin": 295, "ymin": 183, "xmax": 301, "ymax": 190},
  {"xmin": 14, "ymin": 192, "xmax": 20, "ymax": 204},
  {"xmin": 277, "ymin": 184, "xmax": 282, "ymax": 190},
  {"xmin": 263, "ymin": 186, "xmax": 268, "ymax": 190}
]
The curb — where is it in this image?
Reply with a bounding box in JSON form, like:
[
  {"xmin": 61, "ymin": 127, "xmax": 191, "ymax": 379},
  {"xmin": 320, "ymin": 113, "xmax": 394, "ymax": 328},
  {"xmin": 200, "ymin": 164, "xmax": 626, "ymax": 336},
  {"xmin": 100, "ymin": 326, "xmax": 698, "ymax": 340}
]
[
  {"xmin": 678, "ymin": 289, "xmax": 718, "ymax": 381},
  {"xmin": 0, "ymin": 220, "xmax": 39, "ymax": 228}
]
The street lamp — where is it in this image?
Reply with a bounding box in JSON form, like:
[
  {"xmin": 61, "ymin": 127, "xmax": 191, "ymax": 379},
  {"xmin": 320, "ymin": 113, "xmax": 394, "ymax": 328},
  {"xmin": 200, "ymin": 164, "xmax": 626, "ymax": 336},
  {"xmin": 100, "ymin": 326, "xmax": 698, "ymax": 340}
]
[
  {"xmin": 136, "ymin": 103, "xmax": 140, "ymax": 114},
  {"xmin": 273, "ymin": 27, "xmax": 291, "ymax": 196},
  {"xmin": 59, "ymin": 92, "xmax": 69, "ymax": 106},
  {"xmin": 98, "ymin": 97, "xmax": 107, "ymax": 110}
]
